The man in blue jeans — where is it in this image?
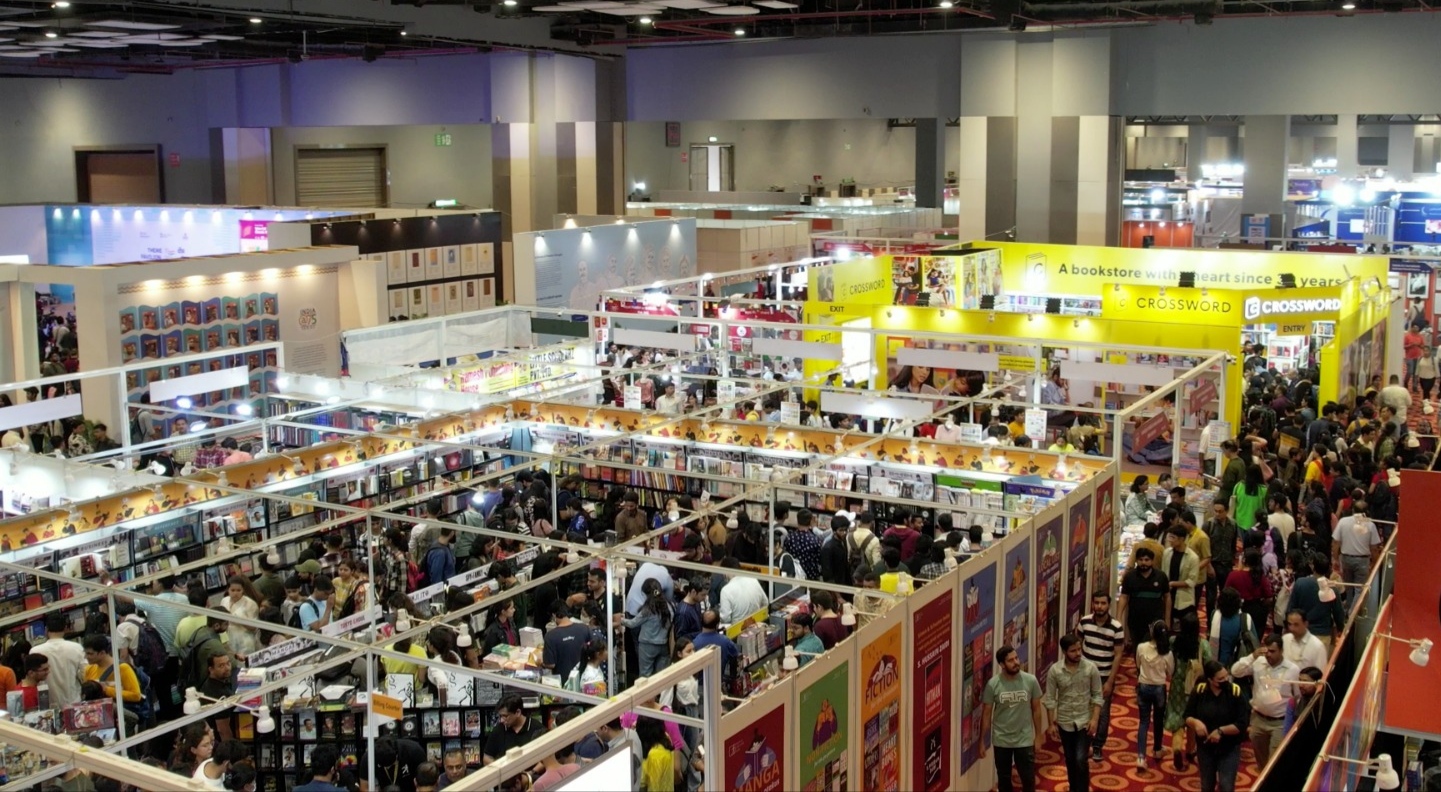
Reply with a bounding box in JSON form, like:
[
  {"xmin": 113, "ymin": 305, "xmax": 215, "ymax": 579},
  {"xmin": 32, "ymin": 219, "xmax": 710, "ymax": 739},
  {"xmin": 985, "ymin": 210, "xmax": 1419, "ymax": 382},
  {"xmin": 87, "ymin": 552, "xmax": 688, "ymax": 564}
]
[
  {"xmin": 1043, "ymin": 635, "xmax": 1102, "ymax": 792},
  {"xmin": 982, "ymin": 645, "xmax": 1044, "ymax": 792}
]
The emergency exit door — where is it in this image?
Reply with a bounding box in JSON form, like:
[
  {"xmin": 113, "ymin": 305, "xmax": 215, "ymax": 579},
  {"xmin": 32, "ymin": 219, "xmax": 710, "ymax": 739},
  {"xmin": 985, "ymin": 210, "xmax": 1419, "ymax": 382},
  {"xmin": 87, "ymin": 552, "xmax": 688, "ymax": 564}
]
[{"xmin": 688, "ymin": 144, "xmax": 734, "ymax": 192}]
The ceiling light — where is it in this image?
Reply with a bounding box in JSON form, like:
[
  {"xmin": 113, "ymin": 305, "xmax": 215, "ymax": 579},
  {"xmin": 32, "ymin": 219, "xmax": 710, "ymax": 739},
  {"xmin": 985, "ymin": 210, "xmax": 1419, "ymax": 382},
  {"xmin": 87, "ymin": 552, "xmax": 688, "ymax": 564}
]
[
  {"xmin": 1341, "ymin": 1, "xmax": 1355, "ymax": 7},
  {"xmin": 400, "ymin": 29, "xmax": 408, "ymax": 35},
  {"xmin": 249, "ymin": 17, "xmax": 263, "ymax": 23},
  {"xmin": 504, "ymin": 0, "xmax": 518, "ymax": 5},
  {"xmin": 53, "ymin": 1, "xmax": 70, "ymax": 7},
  {"xmin": 639, "ymin": 14, "xmax": 653, "ymax": 21},
  {"xmin": 939, "ymin": 0, "xmax": 953, "ymax": 6},
  {"xmin": 734, "ymin": 26, "xmax": 744, "ymax": 34},
  {"xmin": 44, "ymin": 31, "xmax": 57, "ymax": 38}
]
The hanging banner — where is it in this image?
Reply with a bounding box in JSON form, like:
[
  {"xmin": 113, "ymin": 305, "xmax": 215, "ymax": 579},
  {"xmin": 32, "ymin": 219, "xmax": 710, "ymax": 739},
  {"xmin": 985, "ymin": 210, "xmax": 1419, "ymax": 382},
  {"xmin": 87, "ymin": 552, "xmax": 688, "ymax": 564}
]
[
  {"xmin": 723, "ymin": 681, "xmax": 790, "ymax": 792},
  {"xmin": 1065, "ymin": 488, "xmax": 1095, "ymax": 636},
  {"xmin": 795, "ymin": 648, "xmax": 852, "ymax": 791},
  {"xmin": 1034, "ymin": 511, "xmax": 1064, "ymax": 687},
  {"xmin": 909, "ymin": 582, "xmax": 957, "ymax": 792},
  {"xmin": 1382, "ymin": 470, "xmax": 1441, "ymax": 735},
  {"xmin": 1092, "ymin": 472, "xmax": 1117, "ymax": 599},
  {"xmin": 958, "ymin": 556, "xmax": 998, "ymax": 777},
  {"xmin": 857, "ymin": 608, "xmax": 904, "ymax": 792},
  {"xmin": 1003, "ymin": 531, "xmax": 1034, "ymax": 670}
]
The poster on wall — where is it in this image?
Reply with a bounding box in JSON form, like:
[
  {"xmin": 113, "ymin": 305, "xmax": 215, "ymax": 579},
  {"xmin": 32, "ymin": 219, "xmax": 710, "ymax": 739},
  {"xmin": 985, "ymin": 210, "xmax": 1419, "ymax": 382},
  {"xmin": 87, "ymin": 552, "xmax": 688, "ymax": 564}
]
[
  {"xmin": 1003, "ymin": 534, "xmax": 1033, "ymax": 670},
  {"xmin": 478, "ymin": 243, "xmax": 495, "ymax": 276},
  {"xmin": 407, "ymin": 250, "xmax": 425, "ymax": 283},
  {"xmin": 958, "ymin": 558, "xmax": 997, "ymax": 776},
  {"xmin": 462, "ymin": 280, "xmax": 481, "ymax": 313},
  {"xmin": 1338, "ymin": 322, "xmax": 1387, "ymax": 407},
  {"xmin": 894, "ymin": 250, "xmax": 1004, "ymax": 309},
  {"xmin": 1092, "ymin": 475, "xmax": 1116, "ymax": 600},
  {"xmin": 480, "ymin": 278, "xmax": 496, "ymax": 308},
  {"xmin": 724, "ymin": 693, "xmax": 787, "ymax": 792},
  {"xmin": 424, "ymin": 247, "xmax": 444, "ymax": 281},
  {"xmin": 909, "ymin": 585, "xmax": 955, "ymax": 792},
  {"xmin": 1034, "ymin": 514, "xmax": 1063, "ymax": 687},
  {"xmin": 884, "ymin": 337, "xmax": 987, "ymax": 403},
  {"xmin": 238, "ymin": 220, "xmax": 269, "ymax": 253},
  {"xmin": 1065, "ymin": 491, "xmax": 1094, "ymax": 635},
  {"xmin": 443, "ymin": 246, "xmax": 462, "ymax": 279},
  {"xmin": 120, "ymin": 291, "xmax": 279, "ymax": 409},
  {"xmin": 796, "ymin": 655, "xmax": 850, "ymax": 792},
  {"xmin": 530, "ymin": 224, "xmax": 696, "ymax": 311},
  {"xmin": 858, "ymin": 613, "xmax": 903, "ymax": 792},
  {"xmin": 460, "ymin": 244, "xmax": 480, "ymax": 276},
  {"xmin": 387, "ymin": 251, "xmax": 407, "ymax": 285}
]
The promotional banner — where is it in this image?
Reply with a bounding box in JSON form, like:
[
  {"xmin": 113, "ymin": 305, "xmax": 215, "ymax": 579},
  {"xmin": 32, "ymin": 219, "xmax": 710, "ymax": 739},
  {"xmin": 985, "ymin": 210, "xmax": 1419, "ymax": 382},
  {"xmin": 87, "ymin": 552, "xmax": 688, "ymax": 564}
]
[
  {"xmin": 796, "ymin": 648, "xmax": 852, "ymax": 792},
  {"xmin": 1065, "ymin": 489, "xmax": 1094, "ymax": 635},
  {"xmin": 1091, "ymin": 473, "xmax": 1116, "ymax": 600},
  {"xmin": 909, "ymin": 582, "xmax": 956, "ymax": 792},
  {"xmin": 983, "ymin": 241, "xmax": 1387, "ymax": 295},
  {"xmin": 1003, "ymin": 533, "xmax": 1033, "ymax": 670},
  {"xmin": 883, "ymin": 336, "xmax": 989, "ymax": 402},
  {"xmin": 1102, "ymin": 283, "xmax": 1347, "ymax": 328},
  {"xmin": 857, "ymin": 608, "xmax": 904, "ymax": 792},
  {"xmin": 958, "ymin": 557, "xmax": 998, "ymax": 776},
  {"xmin": 809, "ymin": 256, "xmax": 891, "ymax": 306},
  {"xmin": 1034, "ymin": 512, "xmax": 1064, "ymax": 687},
  {"xmin": 891, "ymin": 249, "xmax": 1002, "ymax": 309},
  {"xmin": 1382, "ymin": 470, "xmax": 1441, "ymax": 735},
  {"xmin": 724, "ymin": 683, "xmax": 790, "ymax": 792}
]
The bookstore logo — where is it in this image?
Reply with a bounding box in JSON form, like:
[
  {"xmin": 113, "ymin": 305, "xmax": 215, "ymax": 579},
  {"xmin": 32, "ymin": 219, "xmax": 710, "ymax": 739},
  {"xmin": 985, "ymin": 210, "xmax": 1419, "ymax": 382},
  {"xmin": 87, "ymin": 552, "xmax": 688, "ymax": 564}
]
[{"xmin": 1243, "ymin": 297, "xmax": 1262, "ymax": 321}]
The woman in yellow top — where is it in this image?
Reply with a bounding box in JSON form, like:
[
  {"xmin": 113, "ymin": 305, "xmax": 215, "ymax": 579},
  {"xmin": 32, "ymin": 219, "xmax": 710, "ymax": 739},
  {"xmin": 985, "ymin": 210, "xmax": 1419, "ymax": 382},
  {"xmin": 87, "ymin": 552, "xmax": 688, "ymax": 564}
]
[
  {"xmin": 1302, "ymin": 449, "xmax": 1327, "ymax": 486},
  {"xmin": 82, "ymin": 635, "xmax": 142, "ymax": 704},
  {"xmin": 638, "ymin": 718, "xmax": 678, "ymax": 792}
]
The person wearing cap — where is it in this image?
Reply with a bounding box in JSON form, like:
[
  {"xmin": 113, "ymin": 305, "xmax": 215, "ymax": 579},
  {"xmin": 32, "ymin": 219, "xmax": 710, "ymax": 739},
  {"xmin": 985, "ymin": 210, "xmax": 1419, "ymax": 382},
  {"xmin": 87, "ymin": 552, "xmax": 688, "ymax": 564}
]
[{"xmin": 293, "ymin": 558, "xmax": 322, "ymax": 594}]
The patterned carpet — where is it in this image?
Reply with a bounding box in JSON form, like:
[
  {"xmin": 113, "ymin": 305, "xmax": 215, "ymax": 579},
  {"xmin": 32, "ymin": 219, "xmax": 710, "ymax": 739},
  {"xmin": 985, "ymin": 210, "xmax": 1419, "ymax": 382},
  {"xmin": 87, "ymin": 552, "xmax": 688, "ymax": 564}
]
[{"xmin": 1035, "ymin": 654, "xmax": 1262, "ymax": 792}]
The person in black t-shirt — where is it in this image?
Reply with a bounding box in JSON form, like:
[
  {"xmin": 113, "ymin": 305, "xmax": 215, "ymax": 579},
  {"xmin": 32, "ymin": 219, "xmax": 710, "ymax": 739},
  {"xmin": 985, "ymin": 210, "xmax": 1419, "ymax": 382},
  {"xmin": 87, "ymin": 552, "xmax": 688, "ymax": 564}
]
[
  {"xmin": 359, "ymin": 736, "xmax": 426, "ymax": 792},
  {"xmin": 1183, "ymin": 660, "xmax": 1250, "ymax": 792},
  {"xmin": 484, "ymin": 694, "xmax": 541, "ymax": 766},
  {"xmin": 1118, "ymin": 547, "xmax": 1171, "ymax": 647}
]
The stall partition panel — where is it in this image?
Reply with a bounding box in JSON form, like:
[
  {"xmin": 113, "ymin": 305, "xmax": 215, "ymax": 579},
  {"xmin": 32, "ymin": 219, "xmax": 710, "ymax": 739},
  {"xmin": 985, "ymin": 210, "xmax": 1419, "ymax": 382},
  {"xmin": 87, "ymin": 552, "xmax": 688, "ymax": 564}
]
[
  {"xmin": 1063, "ymin": 480, "xmax": 1096, "ymax": 637},
  {"xmin": 906, "ymin": 567, "xmax": 959, "ymax": 792},
  {"xmin": 957, "ymin": 550, "xmax": 1002, "ymax": 791},
  {"xmin": 791, "ymin": 635, "xmax": 857, "ymax": 792},
  {"xmin": 853, "ymin": 601, "xmax": 907, "ymax": 792},
  {"xmin": 1091, "ymin": 468, "xmax": 1118, "ymax": 600},
  {"xmin": 999, "ymin": 524, "xmax": 1036, "ymax": 672},
  {"xmin": 721, "ymin": 676, "xmax": 792, "ymax": 792},
  {"xmin": 1032, "ymin": 504, "xmax": 1066, "ymax": 688}
]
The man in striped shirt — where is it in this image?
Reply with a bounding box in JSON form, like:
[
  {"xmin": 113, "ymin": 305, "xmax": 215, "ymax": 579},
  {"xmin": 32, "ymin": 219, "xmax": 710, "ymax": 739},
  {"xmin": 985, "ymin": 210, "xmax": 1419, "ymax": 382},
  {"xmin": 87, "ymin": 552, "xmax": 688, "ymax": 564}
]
[{"xmin": 1076, "ymin": 592, "xmax": 1124, "ymax": 763}]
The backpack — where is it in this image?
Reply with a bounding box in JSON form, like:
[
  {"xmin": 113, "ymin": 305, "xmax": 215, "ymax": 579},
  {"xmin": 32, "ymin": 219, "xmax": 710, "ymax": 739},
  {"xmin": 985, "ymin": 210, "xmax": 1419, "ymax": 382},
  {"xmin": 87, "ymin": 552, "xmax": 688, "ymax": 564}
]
[
  {"xmin": 132, "ymin": 619, "xmax": 168, "ymax": 680},
  {"xmin": 178, "ymin": 629, "xmax": 215, "ymax": 695},
  {"xmin": 847, "ymin": 532, "xmax": 876, "ymax": 581},
  {"xmin": 779, "ymin": 552, "xmax": 807, "ymax": 581}
]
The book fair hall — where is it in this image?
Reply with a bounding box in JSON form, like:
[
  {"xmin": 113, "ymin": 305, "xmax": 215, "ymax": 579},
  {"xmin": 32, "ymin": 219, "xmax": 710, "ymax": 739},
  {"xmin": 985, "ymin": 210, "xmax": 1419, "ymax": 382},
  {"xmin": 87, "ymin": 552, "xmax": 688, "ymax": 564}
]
[{"xmin": 6, "ymin": 10, "xmax": 1441, "ymax": 792}]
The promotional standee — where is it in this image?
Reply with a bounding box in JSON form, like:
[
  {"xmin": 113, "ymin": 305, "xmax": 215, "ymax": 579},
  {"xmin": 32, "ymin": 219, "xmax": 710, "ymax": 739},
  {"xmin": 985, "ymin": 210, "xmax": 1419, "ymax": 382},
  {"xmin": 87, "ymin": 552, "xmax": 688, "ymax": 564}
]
[
  {"xmin": 723, "ymin": 679, "xmax": 791, "ymax": 792},
  {"xmin": 1002, "ymin": 531, "xmax": 1034, "ymax": 671},
  {"xmin": 1064, "ymin": 482, "xmax": 1095, "ymax": 636},
  {"xmin": 794, "ymin": 641, "xmax": 854, "ymax": 792},
  {"xmin": 857, "ymin": 605, "xmax": 905, "ymax": 792},
  {"xmin": 908, "ymin": 572, "xmax": 957, "ymax": 792},
  {"xmin": 1033, "ymin": 508, "xmax": 1064, "ymax": 688},
  {"xmin": 958, "ymin": 555, "xmax": 999, "ymax": 780}
]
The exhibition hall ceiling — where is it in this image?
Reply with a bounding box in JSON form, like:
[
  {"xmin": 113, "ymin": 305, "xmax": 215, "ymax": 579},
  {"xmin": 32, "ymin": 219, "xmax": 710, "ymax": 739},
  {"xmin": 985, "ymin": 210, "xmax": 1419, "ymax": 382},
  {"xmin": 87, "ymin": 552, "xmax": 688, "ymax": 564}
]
[{"xmin": 0, "ymin": 0, "xmax": 1436, "ymax": 71}]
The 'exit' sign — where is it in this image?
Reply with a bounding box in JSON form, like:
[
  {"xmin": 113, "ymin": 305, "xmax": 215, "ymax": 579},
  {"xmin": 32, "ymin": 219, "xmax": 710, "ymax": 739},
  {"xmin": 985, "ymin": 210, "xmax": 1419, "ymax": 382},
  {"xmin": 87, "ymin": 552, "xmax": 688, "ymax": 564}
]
[{"xmin": 434, "ymin": 133, "xmax": 452, "ymax": 147}]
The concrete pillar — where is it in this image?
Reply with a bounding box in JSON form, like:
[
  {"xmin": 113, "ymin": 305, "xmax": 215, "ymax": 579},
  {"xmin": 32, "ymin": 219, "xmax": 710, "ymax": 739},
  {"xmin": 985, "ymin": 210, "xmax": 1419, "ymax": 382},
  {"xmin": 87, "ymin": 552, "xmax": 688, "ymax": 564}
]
[
  {"xmin": 1388, "ymin": 124, "xmax": 1416, "ymax": 181},
  {"xmin": 1186, "ymin": 124, "xmax": 1208, "ymax": 182},
  {"xmin": 1241, "ymin": 115, "xmax": 1290, "ymax": 218},
  {"xmin": 1336, "ymin": 114, "xmax": 1359, "ymax": 180},
  {"xmin": 1014, "ymin": 39, "xmax": 1054, "ymax": 242},
  {"xmin": 959, "ymin": 38, "xmax": 1018, "ymax": 242},
  {"xmin": 915, "ymin": 118, "xmax": 945, "ymax": 210}
]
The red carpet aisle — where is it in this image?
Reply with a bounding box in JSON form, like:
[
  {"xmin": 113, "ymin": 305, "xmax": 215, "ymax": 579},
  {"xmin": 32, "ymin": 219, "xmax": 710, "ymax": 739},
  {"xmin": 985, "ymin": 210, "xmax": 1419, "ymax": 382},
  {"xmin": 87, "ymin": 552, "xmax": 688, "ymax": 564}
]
[{"xmin": 1033, "ymin": 655, "xmax": 1260, "ymax": 792}]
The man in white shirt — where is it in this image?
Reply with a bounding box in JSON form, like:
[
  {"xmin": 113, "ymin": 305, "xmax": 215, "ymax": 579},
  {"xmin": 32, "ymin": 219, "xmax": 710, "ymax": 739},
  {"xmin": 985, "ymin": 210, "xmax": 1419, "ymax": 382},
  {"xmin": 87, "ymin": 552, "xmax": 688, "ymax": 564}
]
[
  {"xmin": 1282, "ymin": 609, "xmax": 1330, "ymax": 672},
  {"xmin": 1231, "ymin": 635, "xmax": 1301, "ymax": 765},
  {"xmin": 1267, "ymin": 494, "xmax": 1296, "ymax": 547},
  {"xmin": 30, "ymin": 612, "xmax": 86, "ymax": 708},
  {"xmin": 717, "ymin": 559, "xmax": 769, "ymax": 625},
  {"xmin": 1332, "ymin": 501, "xmax": 1381, "ymax": 607},
  {"xmin": 655, "ymin": 383, "xmax": 683, "ymax": 415}
]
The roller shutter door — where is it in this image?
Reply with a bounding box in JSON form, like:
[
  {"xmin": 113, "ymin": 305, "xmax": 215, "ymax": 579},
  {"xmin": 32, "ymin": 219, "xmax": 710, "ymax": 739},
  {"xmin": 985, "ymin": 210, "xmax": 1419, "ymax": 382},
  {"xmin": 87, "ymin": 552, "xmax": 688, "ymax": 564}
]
[{"xmin": 295, "ymin": 147, "xmax": 387, "ymax": 207}]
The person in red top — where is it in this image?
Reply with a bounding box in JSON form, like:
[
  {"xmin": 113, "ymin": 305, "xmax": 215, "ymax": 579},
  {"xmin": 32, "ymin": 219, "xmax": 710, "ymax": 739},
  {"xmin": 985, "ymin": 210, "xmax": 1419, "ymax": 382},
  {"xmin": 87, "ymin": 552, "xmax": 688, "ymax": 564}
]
[
  {"xmin": 883, "ymin": 509, "xmax": 923, "ymax": 565},
  {"xmin": 1223, "ymin": 548, "xmax": 1274, "ymax": 633},
  {"xmin": 809, "ymin": 591, "xmax": 852, "ymax": 650},
  {"xmin": 16, "ymin": 654, "xmax": 49, "ymax": 711},
  {"xmin": 1404, "ymin": 322, "xmax": 1426, "ymax": 390}
]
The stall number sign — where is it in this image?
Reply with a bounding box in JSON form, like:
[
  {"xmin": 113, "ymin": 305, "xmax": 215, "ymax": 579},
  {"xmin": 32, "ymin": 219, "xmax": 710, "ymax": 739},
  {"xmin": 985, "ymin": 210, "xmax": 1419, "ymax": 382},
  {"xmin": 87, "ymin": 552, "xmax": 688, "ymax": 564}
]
[
  {"xmin": 1242, "ymin": 296, "xmax": 1341, "ymax": 321},
  {"xmin": 434, "ymin": 133, "xmax": 453, "ymax": 147}
]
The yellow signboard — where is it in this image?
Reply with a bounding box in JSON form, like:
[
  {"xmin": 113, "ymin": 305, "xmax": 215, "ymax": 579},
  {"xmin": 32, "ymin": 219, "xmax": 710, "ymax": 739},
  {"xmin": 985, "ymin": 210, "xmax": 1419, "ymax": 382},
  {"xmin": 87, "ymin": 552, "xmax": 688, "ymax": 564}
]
[
  {"xmin": 1103, "ymin": 284, "xmax": 1352, "ymax": 328},
  {"xmin": 809, "ymin": 256, "xmax": 892, "ymax": 305},
  {"xmin": 998, "ymin": 354, "xmax": 1038, "ymax": 371},
  {"xmin": 372, "ymin": 693, "xmax": 403, "ymax": 721},
  {"xmin": 980, "ymin": 241, "xmax": 1389, "ymax": 295}
]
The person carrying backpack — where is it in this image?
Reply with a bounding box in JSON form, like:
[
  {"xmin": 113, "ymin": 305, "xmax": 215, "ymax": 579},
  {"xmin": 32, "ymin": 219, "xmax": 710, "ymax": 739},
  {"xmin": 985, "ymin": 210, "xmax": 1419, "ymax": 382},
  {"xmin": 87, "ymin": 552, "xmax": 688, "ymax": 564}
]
[
  {"xmin": 421, "ymin": 528, "xmax": 458, "ymax": 589},
  {"xmin": 177, "ymin": 612, "xmax": 231, "ymax": 701},
  {"xmin": 115, "ymin": 601, "xmax": 167, "ymax": 707},
  {"xmin": 847, "ymin": 512, "xmax": 882, "ymax": 582}
]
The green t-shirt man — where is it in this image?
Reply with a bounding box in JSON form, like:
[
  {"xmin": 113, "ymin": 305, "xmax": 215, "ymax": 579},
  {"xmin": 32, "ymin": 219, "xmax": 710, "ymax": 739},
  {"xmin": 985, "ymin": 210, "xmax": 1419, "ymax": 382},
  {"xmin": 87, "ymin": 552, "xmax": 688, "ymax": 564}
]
[{"xmin": 983, "ymin": 669, "xmax": 1043, "ymax": 749}]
